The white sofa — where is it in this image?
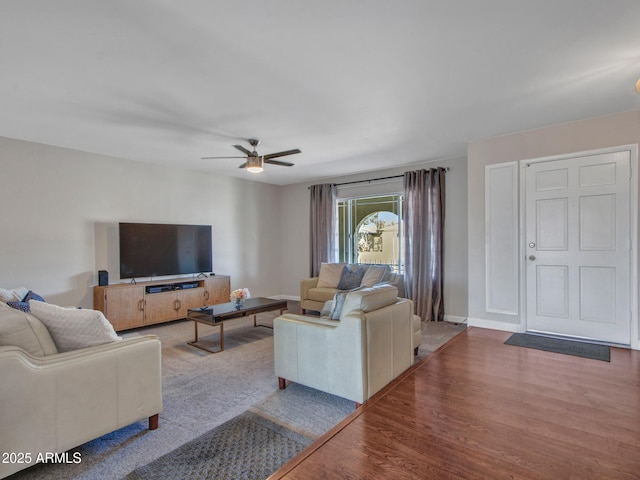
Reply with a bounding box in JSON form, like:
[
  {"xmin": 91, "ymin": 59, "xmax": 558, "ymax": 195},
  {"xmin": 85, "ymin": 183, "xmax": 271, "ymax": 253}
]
[
  {"xmin": 274, "ymin": 284, "xmax": 414, "ymax": 405},
  {"xmin": 0, "ymin": 301, "xmax": 162, "ymax": 479}
]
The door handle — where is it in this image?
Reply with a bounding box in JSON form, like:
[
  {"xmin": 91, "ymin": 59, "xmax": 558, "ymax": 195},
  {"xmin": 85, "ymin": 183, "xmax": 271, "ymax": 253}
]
[{"xmin": 528, "ymin": 255, "xmax": 536, "ymax": 261}]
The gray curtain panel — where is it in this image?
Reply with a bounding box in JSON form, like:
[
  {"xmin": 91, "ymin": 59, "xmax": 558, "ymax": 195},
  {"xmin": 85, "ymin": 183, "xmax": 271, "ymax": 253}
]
[
  {"xmin": 309, "ymin": 183, "xmax": 337, "ymax": 277},
  {"xmin": 403, "ymin": 168, "xmax": 446, "ymax": 321}
]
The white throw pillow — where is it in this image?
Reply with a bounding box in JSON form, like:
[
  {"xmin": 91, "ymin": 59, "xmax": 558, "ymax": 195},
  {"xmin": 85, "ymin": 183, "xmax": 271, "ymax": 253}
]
[
  {"xmin": 0, "ymin": 286, "xmax": 29, "ymax": 303},
  {"xmin": 360, "ymin": 265, "xmax": 388, "ymax": 287},
  {"xmin": 29, "ymin": 301, "xmax": 121, "ymax": 352}
]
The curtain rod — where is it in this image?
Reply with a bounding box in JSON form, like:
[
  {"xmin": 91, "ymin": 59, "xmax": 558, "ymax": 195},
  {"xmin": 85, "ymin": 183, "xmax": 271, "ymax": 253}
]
[{"xmin": 333, "ymin": 167, "xmax": 449, "ymax": 188}]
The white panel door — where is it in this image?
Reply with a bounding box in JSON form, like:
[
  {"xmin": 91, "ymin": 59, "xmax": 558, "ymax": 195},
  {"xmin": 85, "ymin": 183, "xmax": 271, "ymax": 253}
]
[{"xmin": 525, "ymin": 151, "xmax": 631, "ymax": 344}]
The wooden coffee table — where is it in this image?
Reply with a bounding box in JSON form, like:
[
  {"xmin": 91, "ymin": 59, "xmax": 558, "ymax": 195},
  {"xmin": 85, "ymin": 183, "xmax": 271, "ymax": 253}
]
[{"xmin": 187, "ymin": 297, "xmax": 288, "ymax": 353}]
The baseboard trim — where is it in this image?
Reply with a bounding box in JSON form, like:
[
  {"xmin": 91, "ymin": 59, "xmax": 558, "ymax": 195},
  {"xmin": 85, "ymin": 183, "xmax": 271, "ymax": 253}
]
[
  {"xmin": 444, "ymin": 315, "xmax": 467, "ymax": 324},
  {"xmin": 269, "ymin": 294, "xmax": 301, "ymax": 301},
  {"xmin": 467, "ymin": 317, "xmax": 524, "ymax": 333}
]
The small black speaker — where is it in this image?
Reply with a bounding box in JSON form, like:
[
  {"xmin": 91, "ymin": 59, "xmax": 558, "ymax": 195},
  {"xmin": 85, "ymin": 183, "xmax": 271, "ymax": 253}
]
[{"xmin": 98, "ymin": 270, "xmax": 109, "ymax": 286}]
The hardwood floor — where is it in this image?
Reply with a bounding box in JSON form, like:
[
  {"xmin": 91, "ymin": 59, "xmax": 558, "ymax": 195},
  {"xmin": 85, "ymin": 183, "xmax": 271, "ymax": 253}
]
[{"xmin": 269, "ymin": 327, "xmax": 640, "ymax": 480}]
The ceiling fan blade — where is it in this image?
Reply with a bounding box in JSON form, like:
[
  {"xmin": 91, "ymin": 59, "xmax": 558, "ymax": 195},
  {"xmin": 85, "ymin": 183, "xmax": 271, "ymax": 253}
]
[
  {"xmin": 201, "ymin": 156, "xmax": 246, "ymax": 159},
  {"xmin": 263, "ymin": 148, "xmax": 301, "ymax": 160},
  {"xmin": 233, "ymin": 145, "xmax": 255, "ymax": 156},
  {"xmin": 238, "ymin": 162, "xmax": 248, "ymax": 169},
  {"xmin": 264, "ymin": 159, "xmax": 294, "ymax": 167}
]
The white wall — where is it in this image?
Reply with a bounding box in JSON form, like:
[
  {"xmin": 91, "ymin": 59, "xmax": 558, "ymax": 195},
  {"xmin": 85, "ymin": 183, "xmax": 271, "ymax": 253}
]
[
  {"xmin": 467, "ymin": 109, "xmax": 640, "ymax": 346},
  {"xmin": 0, "ymin": 136, "xmax": 282, "ymax": 307},
  {"xmin": 279, "ymin": 156, "xmax": 469, "ymax": 320},
  {"xmin": 0, "ymin": 135, "xmax": 469, "ymax": 320}
]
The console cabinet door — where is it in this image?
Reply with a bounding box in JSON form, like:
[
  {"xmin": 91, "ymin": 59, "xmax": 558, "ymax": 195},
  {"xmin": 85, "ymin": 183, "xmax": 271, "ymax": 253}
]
[
  {"xmin": 177, "ymin": 288, "xmax": 206, "ymax": 316},
  {"xmin": 205, "ymin": 276, "xmax": 231, "ymax": 305},
  {"xmin": 145, "ymin": 292, "xmax": 182, "ymax": 324},
  {"xmin": 96, "ymin": 286, "xmax": 145, "ymax": 331}
]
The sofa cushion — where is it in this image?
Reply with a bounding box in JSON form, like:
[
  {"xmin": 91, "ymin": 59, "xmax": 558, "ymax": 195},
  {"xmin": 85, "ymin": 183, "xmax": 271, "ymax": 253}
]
[
  {"xmin": 360, "ymin": 265, "xmax": 389, "ymax": 287},
  {"xmin": 29, "ymin": 301, "xmax": 121, "ymax": 352},
  {"xmin": 0, "ymin": 301, "xmax": 58, "ymax": 356},
  {"xmin": 340, "ymin": 284, "xmax": 399, "ymax": 320},
  {"xmin": 337, "ymin": 265, "xmax": 365, "ymax": 290},
  {"xmin": 316, "ymin": 263, "xmax": 345, "ymax": 288},
  {"xmin": 308, "ymin": 287, "xmax": 338, "ymax": 302}
]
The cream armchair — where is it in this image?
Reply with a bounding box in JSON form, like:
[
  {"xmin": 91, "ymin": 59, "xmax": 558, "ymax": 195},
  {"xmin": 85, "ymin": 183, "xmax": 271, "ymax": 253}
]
[
  {"xmin": 274, "ymin": 285, "xmax": 414, "ymax": 405},
  {"xmin": 0, "ymin": 302, "xmax": 162, "ymax": 479}
]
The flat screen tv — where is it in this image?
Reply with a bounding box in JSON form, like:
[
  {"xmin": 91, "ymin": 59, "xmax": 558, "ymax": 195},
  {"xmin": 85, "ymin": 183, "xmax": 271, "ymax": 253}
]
[{"xmin": 119, "ymin": 222, "xmax": 212, "ymax": 279}]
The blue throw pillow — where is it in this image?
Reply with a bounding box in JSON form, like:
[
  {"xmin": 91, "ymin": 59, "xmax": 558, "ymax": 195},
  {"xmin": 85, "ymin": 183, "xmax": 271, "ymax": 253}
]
[
  {"xmin": 7, "ymin": 291, "xmax": 46, "ymax": 313},
  {"xmin": 23, "ymin": 291, "xmax": 46, "ymax": 303},
  {"xmin": 337, "ymin": 266, "xmax": 365, "ymax": 290},
  {"xmin": 7, "ymin": 301, "xmax": 31, "ymax": 313}
]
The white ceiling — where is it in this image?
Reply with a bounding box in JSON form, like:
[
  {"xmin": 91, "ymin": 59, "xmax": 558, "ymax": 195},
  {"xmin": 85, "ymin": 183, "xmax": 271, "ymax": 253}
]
[{"xmin": 1, "ymin": 1, "xmax": 640, "ymax": 185}]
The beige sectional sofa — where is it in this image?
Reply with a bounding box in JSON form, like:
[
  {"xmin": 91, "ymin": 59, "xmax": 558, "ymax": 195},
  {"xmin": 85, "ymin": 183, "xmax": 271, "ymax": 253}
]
[
  {"xmin": 300, "ymin": 263, "xmax": 405, "ymax": 313},
  {"xmin": 0, "ymin": 301, "xmax": 162, "ymax": 479},
  {"xmin": 275, "ymin": 284, "xmax": 415, "ymax": 405}
]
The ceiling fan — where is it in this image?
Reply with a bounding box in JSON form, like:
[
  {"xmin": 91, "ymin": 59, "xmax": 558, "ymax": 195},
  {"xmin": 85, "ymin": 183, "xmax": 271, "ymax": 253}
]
[{"xmin": 201, "ymin": 139, "xmax": 301, "ymax": 173}]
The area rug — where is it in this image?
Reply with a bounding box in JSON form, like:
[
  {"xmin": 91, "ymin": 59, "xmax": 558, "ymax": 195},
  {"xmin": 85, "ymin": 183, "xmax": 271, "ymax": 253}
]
[
  {"xmin": 505, "ymin": 333, "xmax": 610, "ymax": 362},
  {"xmin": 125, "ymin": 411, "xmax": 312, "ymax": 480}
]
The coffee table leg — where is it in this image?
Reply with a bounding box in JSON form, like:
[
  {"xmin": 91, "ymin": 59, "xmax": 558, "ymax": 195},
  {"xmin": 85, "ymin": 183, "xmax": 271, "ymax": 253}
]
[
  {"xmin": 188, "ymin": 320, "xmax": 224, "ymax": 354},
  {"xmin": 253, "ymin": 308, "xmax": 287, "ymax": 330}
]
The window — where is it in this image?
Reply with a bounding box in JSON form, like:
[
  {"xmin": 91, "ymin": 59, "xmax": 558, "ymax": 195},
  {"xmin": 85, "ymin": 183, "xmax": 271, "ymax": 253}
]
[{"xmin": 337, "ymin": 194, "xmax": 403, "ymax": 273}]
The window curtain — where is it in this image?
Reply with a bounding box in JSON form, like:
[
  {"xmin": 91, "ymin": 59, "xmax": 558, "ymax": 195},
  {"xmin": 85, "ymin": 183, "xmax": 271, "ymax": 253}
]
[
  {"xmin": 403, "ymin": 168, "xmax": 446, "ymax": 321},
  {"xmin": 309, "ymin": 183, "xmax": 337, "ymax": 277}
]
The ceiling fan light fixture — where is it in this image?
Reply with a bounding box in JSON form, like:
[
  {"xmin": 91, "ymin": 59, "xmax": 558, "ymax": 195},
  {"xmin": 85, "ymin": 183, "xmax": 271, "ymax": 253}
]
[{"xmin": 246, "ymin": 156, "xmax": 264, "ymax": 173}]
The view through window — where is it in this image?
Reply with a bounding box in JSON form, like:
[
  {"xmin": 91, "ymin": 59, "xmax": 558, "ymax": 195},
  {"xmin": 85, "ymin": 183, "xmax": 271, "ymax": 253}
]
[{"xmin": 337, "ymin": 194, "xmax": 403, "ymax": 273}]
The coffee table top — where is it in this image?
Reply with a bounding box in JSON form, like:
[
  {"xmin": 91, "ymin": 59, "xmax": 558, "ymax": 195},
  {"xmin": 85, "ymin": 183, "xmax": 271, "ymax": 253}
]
[{"xmin": 188, "ymin": 297, "xmax": 288, "ymax": 324}]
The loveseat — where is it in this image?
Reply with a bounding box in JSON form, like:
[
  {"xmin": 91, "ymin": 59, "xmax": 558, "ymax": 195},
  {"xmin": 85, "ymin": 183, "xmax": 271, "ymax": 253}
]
[
  {"xmin": 0, "ymin": 300, "xmax": 162, "ymax": 479},
  {"xmin": 300, "ymin": 263, "xmax": 405, "ymax": 313},
  {"xmin": 274, "ymin": 284, "xmax": 414, "ymax": 405}
]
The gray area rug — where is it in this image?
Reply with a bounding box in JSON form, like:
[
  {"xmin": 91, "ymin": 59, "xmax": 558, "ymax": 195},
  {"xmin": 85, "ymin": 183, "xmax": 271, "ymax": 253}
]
[
  {"xmin": 125, "ymin": 411, "xmax": 312, "ymax": 480},
  {"xmin": 505, "ymin": 333, "xmax": 610, "ymax": 362}
]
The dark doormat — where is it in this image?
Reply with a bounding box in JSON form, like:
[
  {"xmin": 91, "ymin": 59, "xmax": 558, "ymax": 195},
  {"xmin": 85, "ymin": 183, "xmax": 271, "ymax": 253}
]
[
  {"xmin": 505, "ymin": 333, "xmax": 610, "ymax": 362},
  {"xmin": 126, "ymin": 411, "xmax": 312, "ymax": 480}
]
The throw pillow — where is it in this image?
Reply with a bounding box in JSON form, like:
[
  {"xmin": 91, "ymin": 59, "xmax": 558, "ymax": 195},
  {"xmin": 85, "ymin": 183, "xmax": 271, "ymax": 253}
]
[
  {"xmin": 316, "ymin": 263, "xmax": 345, "ymax": 288},
  {"xmin": 337, "ymin": 266, "xmax": 365, "ymax": 290},
  {"xmin": 23, "ymin": 290, "xmax": 46, "ymax": 303},
  {"xmin": 29, "ymin": 300, "xmax": 121, "ymax": 352},
  {"xmin": 6, "ymin": 301, "xmax": 31, "ymax": 313},
  {"xmin": 360, "ymin": 265, "xmax": 388, "ymax": 287},
  {"xmin": 6, "ymin": 291, "xmax": 46, "ymax": 313},
  {"xmin": 0, "ymin": 287, "xmax": 29, "ymax": 303},
  {"xmin": 0, "ymin": 301, "xmax": 58, "ymax": 356}
]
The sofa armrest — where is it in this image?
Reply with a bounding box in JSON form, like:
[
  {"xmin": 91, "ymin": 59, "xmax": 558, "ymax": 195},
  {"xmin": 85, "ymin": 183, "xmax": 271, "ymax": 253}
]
[
  {"xmin": 300, "ymin": 277, "xmax": 319, "ymax": 301},
  {"xmin": 0, "ymin": 335, "xmax": 162, "ymax": 477},
  {"xmin": 360, "ymin": 299, "xmax": 413, "ymax": 397}
]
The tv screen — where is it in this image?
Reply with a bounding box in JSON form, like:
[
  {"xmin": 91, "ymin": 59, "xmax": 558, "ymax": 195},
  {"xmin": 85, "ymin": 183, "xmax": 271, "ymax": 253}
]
[{"xmin": 119, "ymin": 223, "xmax": 212, "ymax": 279}]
